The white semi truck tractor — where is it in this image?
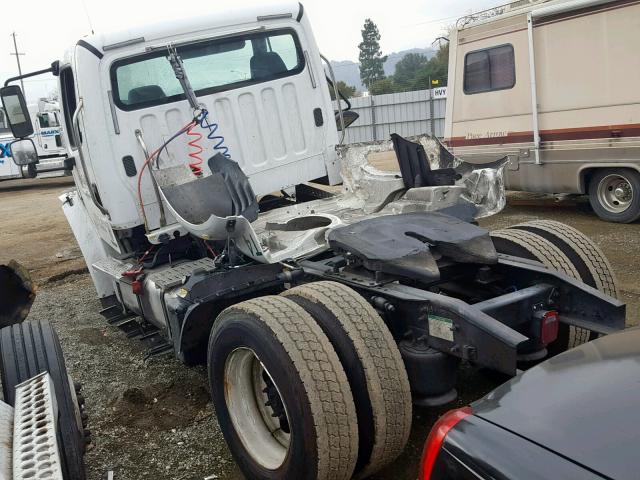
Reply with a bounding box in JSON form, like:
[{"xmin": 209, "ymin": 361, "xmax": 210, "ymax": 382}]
[{"xmin": 0, "ymin": 3, "xmax": 626, "ymax": 479}]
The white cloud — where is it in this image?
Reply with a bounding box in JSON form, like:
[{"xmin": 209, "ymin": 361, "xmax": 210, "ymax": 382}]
[{"xmin": 2, "ymin": 0, "xmax": 500, "ymax": 101}]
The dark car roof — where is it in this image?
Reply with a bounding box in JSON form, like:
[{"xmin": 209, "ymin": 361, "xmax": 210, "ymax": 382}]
[{"xmin": 472, "ymin": 327, "xmax": 640, "ymax": 480}]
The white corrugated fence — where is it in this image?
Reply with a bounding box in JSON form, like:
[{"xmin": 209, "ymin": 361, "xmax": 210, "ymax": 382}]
[{"xmin": 334, "ymin": 87, "xmax": 447, "ymax": 144}]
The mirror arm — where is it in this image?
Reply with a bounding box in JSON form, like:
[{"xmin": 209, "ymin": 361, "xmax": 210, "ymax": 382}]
[
  {"xmin": 72, "ymin": 99, "xmax": 110, "ymax": 218},
  {"xmin": 4, "ymin": 65, "xmax": 56, "ymax": 87}
]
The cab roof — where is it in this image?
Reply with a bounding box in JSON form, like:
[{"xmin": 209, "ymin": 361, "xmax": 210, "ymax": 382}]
[{"xmin": 79, "ymin": 2, "xmax": 302, "ymax": 55}]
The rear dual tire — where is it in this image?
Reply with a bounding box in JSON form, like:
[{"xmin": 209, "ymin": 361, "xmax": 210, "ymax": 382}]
[
  {"xmin": 208, "ymin": 285, "xmax": 412, "ymax": 480},
  {"xmin": 208, "ymin": 296, "xmax": 359, "ymax": 480},
  {"xmin": 491, "ymin": 221, "xmax": 620, "ymax": 353},
  {"xmin": 283, "ymin": 281, "xmax": 412, "ymax": 478}
]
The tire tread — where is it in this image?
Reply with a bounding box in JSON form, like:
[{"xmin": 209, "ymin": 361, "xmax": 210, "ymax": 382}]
[
  {"xmin": 0, "ymin": 320, "xmax": 85, "ymax": 480},
  {"xmin": 509, "ymin": 220, "xmax": 618, "ymax": 298},
  {"xmin": 221, "ymin": 296, "xmax": 359, "ymax": 480},
  {"xmin": 283, "ymin": 281, "xmax": 412, "ymax": 478}
]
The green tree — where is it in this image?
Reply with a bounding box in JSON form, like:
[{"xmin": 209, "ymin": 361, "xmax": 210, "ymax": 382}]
[
  {"xmin": 329, "ymin": 80, "xmax": 359, "ymax": 100},
  {"xmin": 393, "ymin": 53, "xmax": 429, "ymax": 91},
  {"xmin": 412, "ymin": 43, "xmax": 449, "ymax": 90},
  {"xmin": 358, "ymin": 19, "xmax": 387, "ymax": 90},
  {"xmin": 369, "ymin": 78, "xmax": 395, "ymax": 95}
]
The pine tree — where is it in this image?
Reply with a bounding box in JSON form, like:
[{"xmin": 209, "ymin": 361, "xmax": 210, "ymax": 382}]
[{"xmin": 358, "ymin": 19, "xmax": 387, "ymax": 89}]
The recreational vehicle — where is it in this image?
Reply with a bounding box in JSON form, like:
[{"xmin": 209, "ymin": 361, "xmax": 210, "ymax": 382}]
[{"xmin": 445, "ymin": 0, "xmax": 640, "ymax": 222}]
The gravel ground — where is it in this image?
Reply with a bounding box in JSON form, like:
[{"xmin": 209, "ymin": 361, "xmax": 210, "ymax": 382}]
[
  {"xmin": 3, "ymin": 177, "xmax": 639, "ymax": 480},
  {"xmin": 27, "ymin": 274, "xmax": 235, "ymax": 480}
]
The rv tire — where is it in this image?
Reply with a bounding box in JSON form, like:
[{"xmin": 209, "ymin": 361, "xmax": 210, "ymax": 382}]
[{"xmin": 589, "ymin": 168, "xmax": 640, "ymax": 223}]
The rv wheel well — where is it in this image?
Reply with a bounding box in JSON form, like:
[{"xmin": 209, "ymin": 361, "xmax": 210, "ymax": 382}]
[
  {"xmin": 581, "ymin": 166, "xmax": 640, "ymax": 194},
  {"xmin": 580, "ymin": 169, "xmax": 597, "ymax": 194}
]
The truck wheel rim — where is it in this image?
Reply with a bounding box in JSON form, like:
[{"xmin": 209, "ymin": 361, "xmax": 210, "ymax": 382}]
[
  {"xmin": 597, "ymin": 174, "xmax": 633, "ymax": 213},
  {"xmin": 224, "ymin": 347, "xmax": 291, "ymax": 470}
]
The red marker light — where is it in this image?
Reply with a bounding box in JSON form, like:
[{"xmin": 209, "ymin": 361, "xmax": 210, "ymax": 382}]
[
  {"xmin": 540, "ymin": 310, "xmax": 559, "ymax": 345},
  {"xmin": 420, "ymin": 406, "xmax": 472, "ymax": 480}
]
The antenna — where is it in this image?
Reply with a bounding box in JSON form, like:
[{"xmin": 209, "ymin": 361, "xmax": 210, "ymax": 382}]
[
  {"xmin": 10, "ymin": 32, "xmax": 26, "ymax": 94},
  {"xmin": 80, "ymin": 0, "xmax": 95, "ymax": 34}
]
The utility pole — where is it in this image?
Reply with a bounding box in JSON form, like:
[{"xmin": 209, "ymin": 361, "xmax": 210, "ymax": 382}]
[{"xmin": 10, "ymin": 32, "xmax": 26, "ymax": 94}]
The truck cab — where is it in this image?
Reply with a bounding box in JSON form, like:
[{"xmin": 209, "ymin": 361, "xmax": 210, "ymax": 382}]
[
  {"xmin": 53, "ymin": 2, "xmax": 341, "ymax": 259},
  {"xmin": 0, "ymin": 103, "xmax": 69, "ymax": 180}
]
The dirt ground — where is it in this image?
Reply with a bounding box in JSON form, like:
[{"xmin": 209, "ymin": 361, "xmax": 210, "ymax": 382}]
[{"xmin": 1, "ymin": 176, "xmax": 639, "ymax": 480}]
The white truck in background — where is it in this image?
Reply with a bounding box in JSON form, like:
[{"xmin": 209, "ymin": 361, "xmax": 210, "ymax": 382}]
[{"xmin": 0, "ymin": 100, "xmax": 70, "ymax": 181}]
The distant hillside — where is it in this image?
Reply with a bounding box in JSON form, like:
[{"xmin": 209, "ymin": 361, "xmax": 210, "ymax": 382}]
[{"xmin": 329, "ymin": 47, "xmax": 436, "ymax": 92}]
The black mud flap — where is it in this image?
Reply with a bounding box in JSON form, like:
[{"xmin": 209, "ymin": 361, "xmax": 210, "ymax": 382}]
[{"xmin": 0, "ymin": 261, "xmax": 35, "ymax": 328}]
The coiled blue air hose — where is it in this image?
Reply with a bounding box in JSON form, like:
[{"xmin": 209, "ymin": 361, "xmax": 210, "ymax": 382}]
[{"xmin": 197, "ymin": 109, "xmax": 230, "ymax": 158}]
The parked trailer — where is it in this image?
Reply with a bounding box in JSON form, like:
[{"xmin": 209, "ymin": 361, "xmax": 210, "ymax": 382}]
[
  {"xmin": 444, "ymin": 0, "xmax": 640, "ymax": 222},
  {"xmin": 1, "ymin": 2, "xmax": 626, "ymax": 479}
]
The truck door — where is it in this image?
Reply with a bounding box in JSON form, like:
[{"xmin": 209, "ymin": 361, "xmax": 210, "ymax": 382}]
[{"xmin": 59, "ymin": 63, "xmax": 119, "ymax": 250}]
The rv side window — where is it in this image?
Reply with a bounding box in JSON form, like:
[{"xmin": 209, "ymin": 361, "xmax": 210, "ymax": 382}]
[
  {"xmin": 0, "ymin": 109, "xmax": 9, "ymax": 134},
  {"xmin": 464, "ymin": 44, "xmax": 515, "ymax": 94},
  {"xmin": 111, "ymin": 28, "xmax": 304, "ymax": 111},
  {"xmin": 60, "ymin": 67, "xmax": 78, "ymax": 147}
]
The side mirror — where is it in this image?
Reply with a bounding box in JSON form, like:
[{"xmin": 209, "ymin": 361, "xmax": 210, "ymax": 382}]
[
  {"xmin": 335, "ymin": 110, "xmax": 359, "ymax": 131},
  {"xmin": 10, "ymin": 138, "xmax": 38, "ymax": 166},
  {"xmin": 0, "ymin": 85, "xmax": 34, "ymax": 138}
]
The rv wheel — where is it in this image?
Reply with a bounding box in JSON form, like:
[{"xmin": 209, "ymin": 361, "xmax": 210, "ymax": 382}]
[
  {"xmin": 208, "ymin": 296, "xmax": 358, "ymax": 480},
  {"xmin": 588, "ymin": 168, "xmax": 640, "ymax": 223},
  {"xmin": 282, "ymin": 281, "xmax": 412, "ymax": 479}
]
